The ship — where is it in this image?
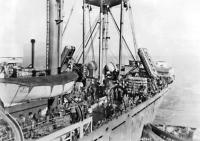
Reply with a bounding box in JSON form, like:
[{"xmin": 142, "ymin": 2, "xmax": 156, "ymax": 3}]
[
  {"xmin": 0, "ymin": 0, "xmax": 175, "ymax": 141},
  {"xmin": 141, "ymin": 124, "xmax": 194, "ymax": 141}
]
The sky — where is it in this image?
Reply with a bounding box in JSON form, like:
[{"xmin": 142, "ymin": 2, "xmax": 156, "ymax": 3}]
[
  {"xmin": 0, "ymin": 0, "xmax": 200, "ymax": 64},
  {"xmin": 0, "ymin": 0, "xmax": 200, "ymax": 56},
  {"xmin": 1, "ymin": 0, "xmax": 200, "ymax": 127}
]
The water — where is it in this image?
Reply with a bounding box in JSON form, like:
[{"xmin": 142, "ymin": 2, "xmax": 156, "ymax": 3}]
[
  {"xmin": 154, "ymin": 55, "xmax": 200, "ymax": 129},
  {"xmin": 154, "ymin": 84, "xmax": 200, "ymax": 128}
]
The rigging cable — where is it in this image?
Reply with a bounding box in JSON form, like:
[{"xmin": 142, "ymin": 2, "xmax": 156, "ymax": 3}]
[
  {"xmin": 109, "ymin": 9, "xmax": 135, "ymax": 61},
  {"xmin": 88, "ymin": 5, "xmax": 95, "ymax": 61},
  {"xmin": 74, "ymin": 16, "xmax": 99, "ymax": 61},
  {"xmin": 62, "ymin": 0, "xmax": 77, "ymax": 36},
  {"xmin": 84, "ymin": 26, "xmax": 99, "ymax": 61},
  {"xmin": 74, "ymin": 15, "xmax": 95, "ymax": 59},
  {"xmin": 76, "ymin": 16, "xmax": 99, "ymax": 62},
  {"xmin": 128, "ymin": 2, "xmax": 139, "ymax": 60},
  {"xmin": 77, "ymin": 24, "xmax": 98, "ymax": 63}
]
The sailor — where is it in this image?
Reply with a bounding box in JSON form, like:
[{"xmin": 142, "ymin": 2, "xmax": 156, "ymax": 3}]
[
  {"xmin": 123, "ymin": 94, "xmax": 129, "ymax": 108},
  {"xmin": 87, "ymin": 85, "xmax": 96, "ymax": 104},
  {"xmin": 53, "ymin": 106, "xmax": 60, "ymax": 117},
  {"xmin": 0, "ymin": 66, "xmax": 5, "ymax": 78},
  {"xmin": 71, "ymin": 131, "xmax": 77, "ymax": 141},
  {"xmin": 11, "ymin": 67, "xmax": 17, "ymax": 78},
  {"xmin": 112, "ymin": 69, "xmax": 119, "ymax": 80},
  {"xmin": 26, "ymin": 112, "xmax": 34, "ymax": 127},
  {"xmin": 75, "ymin": 82, "xmax": 84, "ymax": 92},
  {"xmin": 0, "ymin": 63, "xmax": 9, "ymax": 78},
  {"xmin": 0, "ymin": 98, "xmax": 4, "ymax": 110},
  {"xmin": 18, "ymin": 114, "xmax": 26, "ymax": 129},
  {"xmin": 128, "ymin": 97, "xmax": 134, "ymax": 107},
  {"xmin": 70, "ymin": 101, "xmax": 77, "ymax": 123},
  {"xmin": 105, "ymin": 103, "xmax": 113, "ymax": 119},
  {"xmin": 72, "ymin": 129, "xmax": 79, "ymax": 141},
  {"xmin": 25, "ymin": 112, "xmax": 35, "ymax": 138},
  {"xmin": 37, "ymin": 109, "xmax": 45, "ymax": 123}
]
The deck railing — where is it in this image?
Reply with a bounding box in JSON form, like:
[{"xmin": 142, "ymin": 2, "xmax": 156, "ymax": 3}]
[{"xmin": 36, "ymin": 117, "xmax": 92, "ymax": 141}]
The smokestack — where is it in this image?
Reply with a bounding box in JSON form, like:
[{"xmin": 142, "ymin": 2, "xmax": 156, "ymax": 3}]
[{"xmin": 31, "ymin": 39, "xmax": 35, "ymax": 68}]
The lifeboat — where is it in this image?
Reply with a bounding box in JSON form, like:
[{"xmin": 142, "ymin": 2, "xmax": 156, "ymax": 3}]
[
  {"xmin": 0, "ymin": 72, "xmax": 78, "ymax": 107},
  {"xmin": 138, "ymin": 48, "xmax": 158, "ymax": 78},
  {"xmin": 155, "ymin": 61, "xmax": 174, "ymax": 76},
  {"xmin": 155, "ymin": 61, "xmax": 175, "ymax": 84}
]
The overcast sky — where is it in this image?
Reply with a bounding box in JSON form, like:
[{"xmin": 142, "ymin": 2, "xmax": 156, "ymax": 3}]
[
  {"xmin": 0, "ymin": 0, "xmax": 200, "ymax": 62},
  {"xmin": 1, "ymin": 0, "xmax": 200, "ymax": 126}
]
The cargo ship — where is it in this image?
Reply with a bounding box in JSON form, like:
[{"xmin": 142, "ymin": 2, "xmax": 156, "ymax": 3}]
[{"xmin": 0, "ymin": 0, "xmax": 174, "ymax": 141}]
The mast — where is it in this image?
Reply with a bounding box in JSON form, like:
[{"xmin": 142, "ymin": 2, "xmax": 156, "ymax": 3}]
[
  {"xmin": 57, "ymin": 0, "xmax": 63, "ymax": 72},
  {"xmin": 105, "ymin": 12, "xmax": 109, "ymax": 64},
  {"xmin": 119, "ymin": 1, "xmax": 124, "ymax": 78},
  {"xmin": 102, "ymin": 5, "xmax": 109, "ymax": 66},
  {"xmin": 98, "ymin": 2, "xmax": 109, "ymax": 83},
  {"xmin": 47, "ymin": 0, "xmax": 63, "ymax": 75},
  {"xmin": 82, "ymin": 0, "xmax": 85, "ymax": 66},
  {"xmin": 98, "ymin": 1, "xmax": 103, "ymax": 82}
]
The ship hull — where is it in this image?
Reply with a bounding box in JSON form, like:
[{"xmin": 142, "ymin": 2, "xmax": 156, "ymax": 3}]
[
  {"xmin": 80, "ymin": 87, "xmax": 169, "ymax": 141},
  {"xmin": 38, "ymin": 87, "xmax": 170, "ymax": 141}
]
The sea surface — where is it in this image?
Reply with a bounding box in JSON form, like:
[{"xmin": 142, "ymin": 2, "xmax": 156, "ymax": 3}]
[
  {"xmin": 154, "ymin": 84, "xmax": 200, "ymax": 128},
  {"xmin": 154, "ymin": 54, "xmax": 200, "ymax": 129}
]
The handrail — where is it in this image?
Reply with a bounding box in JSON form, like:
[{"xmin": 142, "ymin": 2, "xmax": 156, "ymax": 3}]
[
  {"xmin": 36, "ymin": 117, "xmax": 92, "ymax": 141},
  {"xmin": 0, "ymin": 108, "xmax": 24, "ymax": 141}
]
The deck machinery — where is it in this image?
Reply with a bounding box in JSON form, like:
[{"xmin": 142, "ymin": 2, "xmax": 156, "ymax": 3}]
[{"xmin": 0, "ymin": 0, "xmax": 174, "ymax": 141}]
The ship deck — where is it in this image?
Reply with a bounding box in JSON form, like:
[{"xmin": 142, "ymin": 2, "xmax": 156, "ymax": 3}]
[
  {"xmin": 0, "ymin": 84, "xmax": 171, "ymax": 141},
  {"xmin": 80, "ymin": 87, "xmax": 170, "ymax": 141},
  {"xmin": 35, "ymin": 86, "xmax": 170, "ymax": 141}
]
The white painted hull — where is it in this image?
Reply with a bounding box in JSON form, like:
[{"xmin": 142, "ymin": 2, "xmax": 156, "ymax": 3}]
[
  {"xmin": 37, "ymin": 87, "xmax": 169, "ymax": 141},
  {"xmin": 0, "ymin": 86, "xmax": 169, "ymax": 141},
  {"xmin": 79, "ymin": 88, "xmax": 168, "ymax": 141}
]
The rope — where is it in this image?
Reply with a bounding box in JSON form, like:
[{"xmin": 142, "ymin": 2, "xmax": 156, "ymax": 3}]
[
  {"xmin": 109, "ymin": 9, "xmax": 136, "ymax": 61},
  {"xmin": 76, "ymin": 16, "xmax": 99, "ymax": 63},
  {"xmin": 128, "ymin": 3, "xmax": 139, "ymax": 60},
  {"xmin": 76, "ymin": 15, "xmax": 99, "ymax": 61},
  {"xmin": 88, "ymin": 5, "xmax": 95, "ymax": 61},
  {"xmin": 84, "ymin": 27, "xmax": 99, "ymax": 61},
  {"xmin": 74, "ymin": 16, "xmax": 99, "ymax": 61},
  {"xmin": 62, "ymin": 0, "xmax": 77, "ymax": 36}
]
